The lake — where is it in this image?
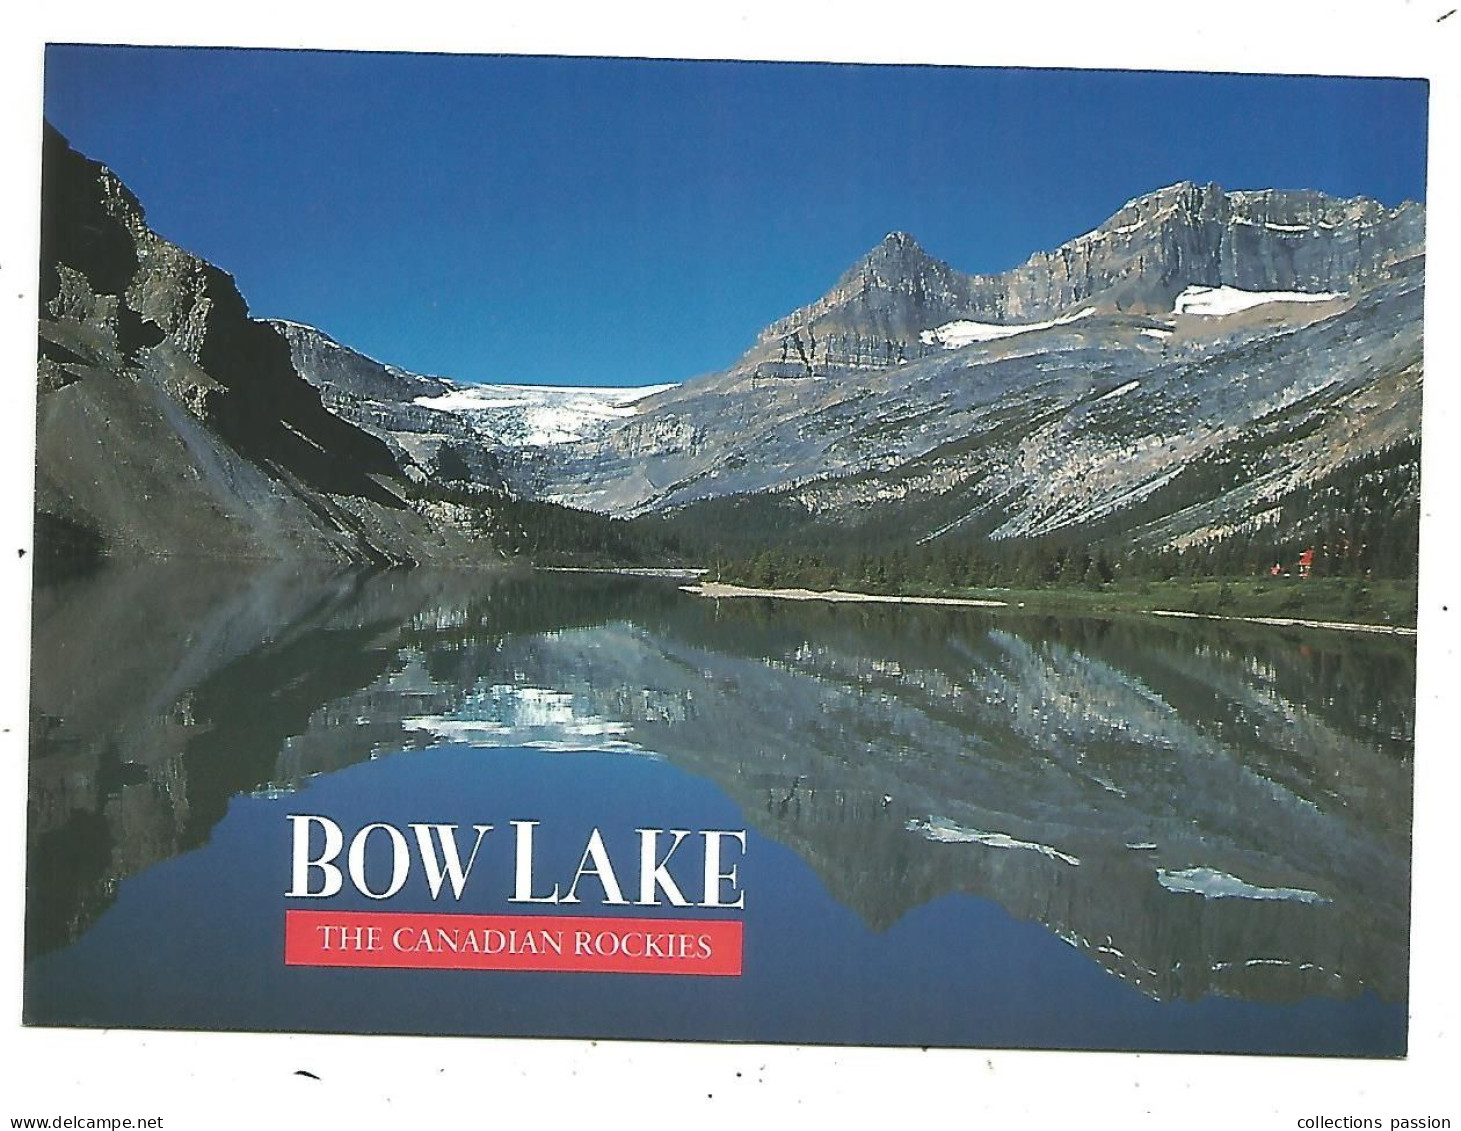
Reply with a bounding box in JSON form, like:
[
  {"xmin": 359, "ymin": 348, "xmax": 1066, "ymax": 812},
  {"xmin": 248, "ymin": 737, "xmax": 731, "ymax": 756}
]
[{"xmin": 23, "ymin": 565, "xmax": 1414, "ymax": 1054}]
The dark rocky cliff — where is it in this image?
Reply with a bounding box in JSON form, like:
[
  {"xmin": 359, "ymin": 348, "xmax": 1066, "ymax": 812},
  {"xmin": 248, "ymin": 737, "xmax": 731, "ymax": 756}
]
[
  {"xmin": 34, "ymin": 124, "xmax": 501, "ymax": 570},
  {"xmin": 269, "ymin": 318, "xmax": 509, "ymax": 492}
]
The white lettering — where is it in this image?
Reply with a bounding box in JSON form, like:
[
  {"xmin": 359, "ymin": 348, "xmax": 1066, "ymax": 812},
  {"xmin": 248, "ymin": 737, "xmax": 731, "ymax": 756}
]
[
  {"xmin": 510, "ymin": 820, "xmax": 562, "ymax": 903},
  {"xmin": 286, "ymin": 814, "xmax": 344, "ymax": 898},
  {"xmin": 701, "ymin": 830, "xmax": 746, "ymax": 908},
  {"xmin": 347, "ymin": 822, "xmax": 410, "ymax": 899},
  {"xmin": 636, "ymin": 827, "xmax": 692, "ymax": 906},
  {"xmin": 410, "ymin": 823, "xmax": 492, "ymax": 900},
  {"xmin": 562, "ymin": 828, "xmax": 627, "ymax": 904}
]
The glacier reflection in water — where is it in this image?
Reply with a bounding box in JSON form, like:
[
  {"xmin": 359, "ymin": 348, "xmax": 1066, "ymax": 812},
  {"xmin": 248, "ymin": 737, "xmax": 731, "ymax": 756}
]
[{"xmin": 25, "ymin": 565, "xmax": 1413, "ymax": 1052}]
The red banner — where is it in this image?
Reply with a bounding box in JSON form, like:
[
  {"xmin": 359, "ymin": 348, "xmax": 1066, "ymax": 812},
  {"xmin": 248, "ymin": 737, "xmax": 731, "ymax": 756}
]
[{"xmin": 285, "ymin": 910, "xmax": 742, "ymax": 976}]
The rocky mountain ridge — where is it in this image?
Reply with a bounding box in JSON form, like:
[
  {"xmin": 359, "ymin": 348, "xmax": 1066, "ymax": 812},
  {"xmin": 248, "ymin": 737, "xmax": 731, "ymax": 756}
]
[
  {"xmin": 34, "ymin": 125, "xmax": 502, "ymax": 569},
  {"xmin": 500, "ymin": 182, "xmax": 1424, "ymax": 557},
  {"xmin": 741, "ymin": 182, "xmax": 1421, "ymax": 381}
]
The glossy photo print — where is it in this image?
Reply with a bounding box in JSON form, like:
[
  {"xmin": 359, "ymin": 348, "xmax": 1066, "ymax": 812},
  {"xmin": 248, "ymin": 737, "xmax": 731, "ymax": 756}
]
[{"xmin": 24, "ymin": 45, "xmax": 1426, "ymax": 1056}]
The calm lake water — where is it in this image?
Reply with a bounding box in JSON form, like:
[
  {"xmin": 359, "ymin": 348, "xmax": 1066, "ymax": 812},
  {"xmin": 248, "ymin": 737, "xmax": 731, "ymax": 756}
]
[{"xmin": 24, "ymin": 565, "xmax": 1414, "ymax": 1054}]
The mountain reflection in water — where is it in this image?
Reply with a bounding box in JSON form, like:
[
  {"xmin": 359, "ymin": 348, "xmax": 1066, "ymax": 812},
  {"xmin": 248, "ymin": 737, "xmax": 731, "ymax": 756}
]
[{"xmin": 27, "ymin": 565, "xmax": 1413, "ymax": 1017}]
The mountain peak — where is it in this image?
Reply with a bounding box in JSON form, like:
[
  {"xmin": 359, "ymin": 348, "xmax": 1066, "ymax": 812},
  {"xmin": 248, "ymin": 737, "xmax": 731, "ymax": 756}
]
[
  {"xmin": 751, "ymin": 230, "xmax": 975, "ymax": 359},
  {"xmin": 850, "ymin": 230, "xmax": 948, "ymax": 282},
  {"xmin": 866, "ymin": 229, "xmax": 929, "ymax": 261}
]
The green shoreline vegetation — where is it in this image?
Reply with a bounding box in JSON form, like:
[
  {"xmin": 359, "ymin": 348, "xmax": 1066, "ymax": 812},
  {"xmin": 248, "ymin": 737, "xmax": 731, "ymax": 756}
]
[
  {"xmin": 707, "ymin": 555, "xmax": 1417, "ymax": 629},
  {"xmin": 44, "ymin": 476, "xmax": 1417, "ymax": 630},
  {"xmin": 38, "ymin": 454, "xmax": 1398, "ymax": 633},
  {"xmin": 697, "ymin": 576, "xmax": 1418, "ymax": 630},
  {"xmin": 399, "ymin": 482, "xmax": 1419, "ymax": 629}
]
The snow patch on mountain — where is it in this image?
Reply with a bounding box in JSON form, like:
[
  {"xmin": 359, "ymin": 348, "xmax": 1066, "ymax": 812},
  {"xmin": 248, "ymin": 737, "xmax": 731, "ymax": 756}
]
[
  {"xmin": 1173, "ymin": 285, "xmax": 1343, "ymax": 317},
  {"xmin": 1233, "ymin": 217, "xmax": 1315, "ymax": 233},
  {"xmin": 1094, "ymin": 380, "xmax": 1141, "ymax": 404},
  {"xmin": 919, "ymin": 307, "xmax": 1095, "ymax": 349}
]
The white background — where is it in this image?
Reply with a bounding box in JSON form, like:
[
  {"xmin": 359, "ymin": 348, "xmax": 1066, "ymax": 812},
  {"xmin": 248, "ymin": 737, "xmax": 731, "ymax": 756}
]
[{"xmin": 0, "ymin": 3, "xmax": 1455, "ymax": 1127}]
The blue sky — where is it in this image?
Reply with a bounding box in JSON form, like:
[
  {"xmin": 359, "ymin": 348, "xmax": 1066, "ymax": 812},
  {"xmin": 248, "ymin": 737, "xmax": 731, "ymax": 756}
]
[{"xmin": 43, "ymin": 47, "xmax": 1428, "ymax": 386}]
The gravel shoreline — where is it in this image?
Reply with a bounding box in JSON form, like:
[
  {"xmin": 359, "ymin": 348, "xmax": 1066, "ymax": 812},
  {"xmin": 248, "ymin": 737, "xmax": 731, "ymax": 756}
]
[{"xmin": 680, "ymin": 581, "xmax": 1007, "ymax": 609}]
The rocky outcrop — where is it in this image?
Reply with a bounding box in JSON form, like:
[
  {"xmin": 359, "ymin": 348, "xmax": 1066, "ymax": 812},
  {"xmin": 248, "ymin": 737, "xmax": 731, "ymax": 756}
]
[
  {"xmin": 35, "ymin": 125, "xmax": 503, "ymax": 569},
  {"xmin": 269, "ymin": 319, "xmax": 509, "ymax": 491},
  {"xmin": 753, "ymin": 232, "xmax": 977, "ymax": 376},
  {"xmin": 980, "ymin": 182, "xmax": 1422, "ymax": 319}
]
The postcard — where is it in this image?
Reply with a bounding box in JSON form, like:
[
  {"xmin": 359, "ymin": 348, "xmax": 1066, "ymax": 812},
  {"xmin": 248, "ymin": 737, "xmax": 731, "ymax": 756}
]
[{"xmin": 5, "ymin": 5, "xmax": 1458, "ymax": 1126}]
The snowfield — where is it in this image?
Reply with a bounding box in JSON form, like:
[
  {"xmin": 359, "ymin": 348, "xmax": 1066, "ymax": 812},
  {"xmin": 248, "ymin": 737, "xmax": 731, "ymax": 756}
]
[
  {"xmin": 919, "ymin": 307, "xmax": 1095, "ymax": 348},
  {"xmin": 1173, "ymin": 285, "xmax": 1343, "ymax": 316}
]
